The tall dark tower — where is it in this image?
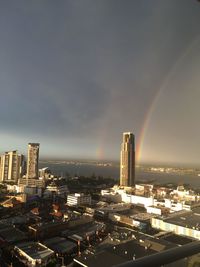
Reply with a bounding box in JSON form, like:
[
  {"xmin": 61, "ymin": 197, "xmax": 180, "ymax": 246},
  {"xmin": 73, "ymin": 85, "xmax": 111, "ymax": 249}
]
[{"xmin": 120, "ymin": 132, "xmax": 135, "ymax": 187}]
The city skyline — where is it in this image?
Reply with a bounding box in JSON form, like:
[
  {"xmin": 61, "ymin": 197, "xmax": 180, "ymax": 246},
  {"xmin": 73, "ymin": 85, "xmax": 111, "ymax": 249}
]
[{"xmin": 1, "ymin": 1, "xmax": 200, "ymax": 165}]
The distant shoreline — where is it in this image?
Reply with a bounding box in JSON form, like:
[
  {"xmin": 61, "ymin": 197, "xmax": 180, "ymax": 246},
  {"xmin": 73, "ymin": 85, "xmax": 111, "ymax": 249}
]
[{"xmin": 39, "ymin": 161, "xmax": 200, "ymax": 188}]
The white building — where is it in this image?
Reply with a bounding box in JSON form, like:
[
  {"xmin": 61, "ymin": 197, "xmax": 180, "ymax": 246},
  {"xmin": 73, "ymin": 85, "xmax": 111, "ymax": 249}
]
[
  {"xmin": 101, "ymin": 189, "xmax": 122, "ymax": 202},
  {"xmin": 101, "ymin": 187, "xmax": 154, "ymax": 207},
  {"xmin": 171, "ymin": 186, "xmax": 198, "ymax": 202},
  {"xmin": 6, "ymin": 184, "xmax": 24, "ymax": 193},
  {"xmin": 39, "ymin": 167, "xmax": 51, "ymax": 179},
  {"xmin": 44, "ymin": 180, "xmax": 69, "ymax": 198},
  {"xmin": 151, "ymin": 210, "xmax": 200, "ymax": 240},
  {"xmin": 67, "ymin": 193, "xmax": 91, "ymax": 206}
]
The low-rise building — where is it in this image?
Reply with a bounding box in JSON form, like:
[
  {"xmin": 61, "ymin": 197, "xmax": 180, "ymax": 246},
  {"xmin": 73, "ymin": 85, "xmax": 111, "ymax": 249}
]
[
  {"xmin": 101, "ymin": 189, "xmax": 122, "ymax": 202},
  {"xmin": 171, "ymin": 186, "xmax": 200, "ymax": 202},
  {"xmin": 14, "ymin": 241, "xmax": 54, "ymax": 267},
  {"xmin": 44, "ymin": 180, "xmax": 69, "ymax": 198},
  {"xmin": 74, "ymin": 234, "xmax": 184, "ymax": 267},
  {"xmin": 67, "ymin": 193, "xmax": 91, "ymax": 206},
  {"xmin": 39, "ymin": 167, "xmax": 51, "ymax": 179},
  {"xmin": 151, "ymin": 208, "xmax": 200, "ymax": 240},
  {"xmin": 0, "ymin": 223, "xmax": 27, "ymax": 245},
  {"xmin": 29, "ymin": 215, "xmax": 93, "ymax": 239},
  {"xmin": 101, "ymin": 187, "xmax": 154, "ymax": 207},
  {"xmin": 18, "ymin": 178, "xmax": 45, "ymax": 188},
  {"xmin": 44, "ymin": 237, "xmax": 77, "ymax": 256},
  {"xmin": 146, "ymin": 206, "xmax": 170, "ymax": 216}
]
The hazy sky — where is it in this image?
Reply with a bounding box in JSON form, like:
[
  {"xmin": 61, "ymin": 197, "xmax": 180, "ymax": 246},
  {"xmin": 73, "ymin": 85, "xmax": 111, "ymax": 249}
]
[{"xmin": 1, "ymin": 0, "xmax": 200, "ymax": 165}]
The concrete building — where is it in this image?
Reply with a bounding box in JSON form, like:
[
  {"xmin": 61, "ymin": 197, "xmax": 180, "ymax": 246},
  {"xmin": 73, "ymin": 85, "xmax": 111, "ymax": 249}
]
[
  {"xmin": 39, "ymin": 167, "xmax": 51, "ymax": 179},
  {"xmin": 120, "ymin": 132, "xmax": 135, "ymax": 187},
  {"xmin": 67, "ymin": 193, "xmax": 91, "ymax": 206},
  {"xmin": 171, "ymin": 186, "xmax": 199, "ymax": 202},
  {"xmin": 44, "ymin": 180, "xmax": 69, "ymax": 198},
  {"xmin": 0, "ymin": 151, "xmax": 25, "ymax": 183},
  {"xmin": 108, "ymin": 213, "xmax": 153, "ymax": 231},
  {"xmin": 27, "ymin": 143, "xmax": 40, "ymax": 179},
  {"xmin": 151, "ymin": 208, "xmax": 200, "ymax": 240},
  {"xmin": 29, "ymin": 216, "xmax": 93, "ymax": 239},
  {"xmin": 101, "ymin": 189, "xmax": 122, "ymax": 203},
  {"xmin": 14, "ymin": 241, "xmax": 54, "ymax": 267},
  {"xmin": 146, "ymin": 206, "xmax": 170, "ymax": 216},
  {"xmin": 44, "ymin": 237, "xmax": 77, "ymax": 256},
  {"xmin": 19, "ymin": 177, "xmax": 45, "ymax": 188},
  {"xmin": 74, "ymin": 234, "xmax": 183, "ymax": 267},
  {"xmin": 0, "ymin": 224, "xmax": 27, "ymax": 244},
  {"xmin": 101, "ymin": 187, "xmax": 154, "ymax": 207}
]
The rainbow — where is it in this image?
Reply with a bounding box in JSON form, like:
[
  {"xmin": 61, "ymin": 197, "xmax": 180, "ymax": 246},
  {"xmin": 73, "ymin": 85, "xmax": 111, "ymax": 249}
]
[
  {"xmin": 96, "ymin": 146, "xmax": 104, "ymax": 160},
  {"xmin": 136, "ymin": 88, "xmax": 162, "ymax": 163},
  {"xmin": 136, "ymin": 35, "xmax": 200, "ymax": 163},
  {"xmin": 94, "ymin": 35, "xmax": 200, "ymax": 162}
]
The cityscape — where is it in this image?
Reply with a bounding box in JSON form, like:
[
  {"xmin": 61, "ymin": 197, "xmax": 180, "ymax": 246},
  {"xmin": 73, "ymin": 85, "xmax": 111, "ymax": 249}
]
[
  {"xmin": 1, "ymin": 1, "xmax": 200, "ymax": 267},
  {"xmin": 0, "ymin": 134, "xmax": 200, "ymax": 267}
]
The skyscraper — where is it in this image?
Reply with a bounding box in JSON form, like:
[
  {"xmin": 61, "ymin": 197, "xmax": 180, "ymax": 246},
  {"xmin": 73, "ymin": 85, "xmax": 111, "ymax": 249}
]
[
  {"xmin": 27, "ymin": 143, "xmax": 40, "ymax": 179},
  {"xmin": 0, "ymin": 151, "xmax": 26, "ymax": 183},
  {"xmin": 120, "ymin": 132, "xmax": 135, "ymax": 187}
]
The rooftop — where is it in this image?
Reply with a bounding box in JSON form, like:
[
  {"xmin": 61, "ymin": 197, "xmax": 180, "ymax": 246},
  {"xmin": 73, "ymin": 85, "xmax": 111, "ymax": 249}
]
[
  {"xmin": 44, "ymin": 237, "xmax": 76, "ymax": 254},
  {"xmin": 28, "ymin": 143, "xmax": 40, "ymax": 146},
  {"xmin": 162, "ymin": 234, "xmax": 194, "ymax": 245},
  {"xmin": 0, "ymin": 224, "xmax": 27, "ymax": 243},
  {"xmin": 15, "ymin": 241, "xmax": 54, "ymax": 260},
  {"xmin": 97, "ymin": 203, "xmax": 132, "ymax": 213},
  {"xmin": 130, "ymin": 213, "xmax": 154, "ymax": 222},
  {"xmin": 164, "ymin": 211, "xmax": 200, "ymax": 230},
  {"xmin": 74, "ymin": 237, "xmax": 175, "ymax": 267}
]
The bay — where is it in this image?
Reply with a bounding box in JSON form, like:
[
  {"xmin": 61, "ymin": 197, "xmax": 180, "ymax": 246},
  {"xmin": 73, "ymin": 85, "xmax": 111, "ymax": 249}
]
[{"xmin": 39, "ymin": 162, "xmax": 200, "ymax": 188}]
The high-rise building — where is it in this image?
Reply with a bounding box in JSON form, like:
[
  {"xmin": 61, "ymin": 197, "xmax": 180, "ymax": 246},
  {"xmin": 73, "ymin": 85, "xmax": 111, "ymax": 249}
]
[
  {"xmin": 0, "ymin": 151, "xmax": 26, "ymax": 183},
  {"xmin": 27, "ymin": 143, "xmax": 40, "ymax": 179},
  {"xmin": 120, "ymin": 132, "xmax": 135, "ymax": 187}
]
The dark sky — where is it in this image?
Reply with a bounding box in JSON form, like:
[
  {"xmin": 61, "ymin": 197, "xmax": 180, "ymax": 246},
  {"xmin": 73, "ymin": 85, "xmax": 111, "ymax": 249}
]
[{"xmin": 1, "ymin": 0, "xmax": 200, "ymax": 165}]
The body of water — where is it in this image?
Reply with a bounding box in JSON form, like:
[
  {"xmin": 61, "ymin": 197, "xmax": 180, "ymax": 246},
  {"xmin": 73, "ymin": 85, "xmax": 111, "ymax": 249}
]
[{"xmin": 39, "ymin": 163, "xmax": 200, "ymax": 188}]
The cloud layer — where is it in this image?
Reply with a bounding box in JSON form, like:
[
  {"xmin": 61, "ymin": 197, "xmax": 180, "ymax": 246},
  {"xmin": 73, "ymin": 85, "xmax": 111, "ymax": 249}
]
[{"xmin": 0, "ymin": 0, "xmax": 200, "ymax": 163}]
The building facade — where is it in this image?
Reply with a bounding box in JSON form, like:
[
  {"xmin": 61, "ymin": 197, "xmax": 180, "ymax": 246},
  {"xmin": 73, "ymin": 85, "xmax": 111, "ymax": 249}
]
[
  {"xmin": 120, "ymin": 132, "xmax": 135, "ymax": 186},
  {"xmin": 44, "ymin": 180, "xmax": 69, "ymax": 198},
  {"xmin": 151, "ymin": 216, "xmax": 200, "ymax": 240},
  {"xmin": 0, "ymin": 151, "xmax": 25, "ymax": 183},
  {"xmin": 67, "ymin": 193, "xmax": 91, "ymax": 206},
  {"xmin": 27, "ymin": 143, "xmax": 40, "ymax": 179}
]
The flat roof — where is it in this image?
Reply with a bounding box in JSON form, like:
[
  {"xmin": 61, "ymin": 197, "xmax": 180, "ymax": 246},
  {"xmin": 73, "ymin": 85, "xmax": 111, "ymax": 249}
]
[
  {"xmin": 44, "ymin": 237, "xmax": 76, "ymax": 254},
  {"xmin": 0, "ymin": 226, "xmax": 27, "ymax": 243},
  {"xmin": 74, "ymin": 250, "xmax": 126, "ymax": 267},
  {"xmin": 0, "ymin": 223, "xmax": 10, "ymax": 230},
  {"xmin": 68, "ymin": 234, "xmax": 83, "ymax": 241},
  {"xmin": 74, "ymin": 226, "xmax": 178, "ymax": 267},
  {"xmin": 62, "ymin": 222, "xmax": 105, "ymax": 239},
  {"xmin": 130, "ymin": 213, "xmax": 154, "ymax": 221},
  {"xmin": 29, "ymin": 220, "xmax": 69, "ymax": 231},
  {"xmin": 164, "ymin": 211, "xmax": 200, "ymax": 229},
  {"xmin": 162, "ymin": 234, "xmax": 194, "ymax": 245},
  {"xmin": 15, "ymin": 242, "xmax": 54, "ymax": 260},
  {"xmin": 74, "ymin": 240, "xmax": 160, "ymax": 267},
  {"xmin": 98, "ymin": 203, "xmax": 131, "ymax": 213}
]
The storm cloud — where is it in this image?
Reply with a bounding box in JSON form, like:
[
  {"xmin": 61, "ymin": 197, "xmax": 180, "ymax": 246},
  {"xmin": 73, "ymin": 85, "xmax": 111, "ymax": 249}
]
[{"xmin": 1, "ymin": 0, "xmax": 200, "ymax": 163}]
